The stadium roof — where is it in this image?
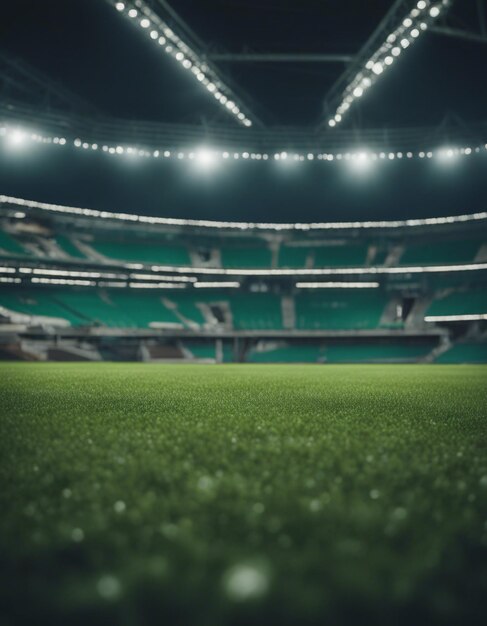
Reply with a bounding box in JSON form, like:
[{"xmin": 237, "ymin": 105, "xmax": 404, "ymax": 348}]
[
  {"xmin": 1, "ymin": 0, "xmax": 487, "ymax": 222},
  {"xmin": 1, "ymin": 0, "xmax": 486, "ymax": 128}
]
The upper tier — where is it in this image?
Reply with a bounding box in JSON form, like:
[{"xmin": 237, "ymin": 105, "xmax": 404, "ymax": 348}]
[{"xmin": 1, "ymin": 196, "xmax": 486, "ymax": 271}]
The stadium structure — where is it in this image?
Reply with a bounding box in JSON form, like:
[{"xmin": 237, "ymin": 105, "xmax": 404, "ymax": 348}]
[
  {"xmin": 1, "ymin": 1, "xmax": 487, "ymax": 625},
  {"xmin": 1, "ymin": 195, "xmax": 486, "ymax": 363}
]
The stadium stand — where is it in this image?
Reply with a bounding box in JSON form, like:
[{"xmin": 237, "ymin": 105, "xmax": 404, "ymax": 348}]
[
  {"xmin": 435, "ymin": 340, "xmax": 487, "ymax": 363},
  {"xmin": 220, "ymin": 244, "xmax": 272, "ymax": 268},
  {"xmin": 426, "ymin": 289, "xmax": 487, "ymax": 317},
  {"xmin": 295, "ymin": 290, "xmax": 388, "ymax": 330},
  {"xmin": 1, "ymin": 198, "xmax": 486, "ymax": 362},
  {"xmin": 324, "ymin": 342, "xmax": 435, "ymax": 362},
  {"xmin": 231, "ymin": 293, "xmax": 283, "ymax": 329},
  {"xmin": 0, "ymin": 290, "xmax": 86, "ymax": 326},
  {"xmin": 91, "ymin": 238, "xmax": 191, "ymax": 266},
  {"xmin": 247, "ymin": 341, "xmax": 436, "ymax": 363},
  {"xmin": 55, "ymin": 235, "xmax": 86, "ymax": 259},
  {"xmin": 399, "ymin": 238, "xmax": 482, "ymax": 265},
  {"xmin": 248, "ymin": 343, "xmax": 324, "ymax": 363},
  {"xmin": 0, "ymin": 230, "xmax": 26, "ymax": 256},
  {"xmin": 278, "ymin": 245, "xmax": 309, "ymax": 269},
  {"xmin": 312, "ymin": 243, "xmax": 369, "ymax": 267}
]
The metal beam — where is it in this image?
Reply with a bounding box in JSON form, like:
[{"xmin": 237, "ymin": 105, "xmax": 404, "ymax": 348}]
[
  {"xmin": 478, "ymin": 0, "xmax": 486, "ymax": 37},
  {"xmin": 107, "ymin": 0, "xmax": 265, "ymax": 127},
  {"xmin": 318, "ymin": 0, "xmax": 409, "ymax": 128},
  {"xmin": 0, "ymin": 52, "xmax": 101, "ymax": 117},
  {"xmin": 208, "ymin": 53, "xmax": 353, "ymax": 63},
  {"xmin": 430, "ymin": 25, "xmax": 487, "ymax": 44},
  {"xmin": 2, "ymin": 100, "xmax": 487, "ymax": 155},
  {"xmin": 318, "ymin": 0, "xmax": 454, "ymax": 129}
]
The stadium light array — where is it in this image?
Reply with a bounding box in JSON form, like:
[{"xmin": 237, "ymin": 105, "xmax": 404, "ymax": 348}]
[
  {"xmin": 327, "ymin": 0, "xmax": 450, "ymax": 128},
  {"xmin": 2, "ymin": 124, "xmax": 486, "ymax": 169},
  {"xmin": 2, "ymin": 195, "xmax": 487, "ymax": 232},
  {"xmin": 109, "ymin": 1, "xmax": 253, "ymax": 127}
]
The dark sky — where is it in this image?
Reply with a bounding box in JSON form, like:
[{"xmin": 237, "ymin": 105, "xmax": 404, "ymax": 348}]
[{"xmin": 0, "ymin": 0, "xmax": 486, "ymax": 221}]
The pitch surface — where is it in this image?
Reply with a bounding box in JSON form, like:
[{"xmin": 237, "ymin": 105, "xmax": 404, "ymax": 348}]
[{"xmin": 1, "ymin": 363, "xmax": 486, "ymax": 625}]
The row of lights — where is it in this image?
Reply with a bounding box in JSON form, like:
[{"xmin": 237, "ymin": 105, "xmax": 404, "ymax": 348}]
[
  {"xmin": 3, "ymin": 258, "xmax": 486, "ymax": 282},
  {"xmin": 2, "ymin": 125, "xmax": 486, "ymax": 166},
  {"xmin": 0, "ymin": 265, "xmax": 243, "ymax": 289},
  {"xmin": 425, "ymin": 314, "xmax": 487, "ymax": 322},
  {"xmin": 2, "ymin": 195, "xmax": 487, "ymax": 232},
  {"xmin": 2, "ymin": 265, "xmax": 486, "ymax": 301},
  {"xmin": 148, "ymin": 262, "xmax": 487, "ymax": 276},
  {"xmin": 328, "ymin": 0, "xmax": 450, "ymax": 128},
  {"xmin": 112, "ymin": 1, "xmax": 253, "ymax": 127}
]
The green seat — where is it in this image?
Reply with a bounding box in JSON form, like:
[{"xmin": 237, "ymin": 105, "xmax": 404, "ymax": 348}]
[
  {"xmin": 92, "ymin": 240, "xmax": 191, "ymax": 266},
  {"xmin": 427, "ymin": 290, "xmax": 487, "ymax": 317},
  {"xmin": 400, "ymin": 239, "xmax": 482, "ymax": 265},
  {"xmin": 56, "ymin": 235, "xmax": 85, "ymax": 259},
  {"xmin": 231, "ymin": 293, "xmax": 283, "ymax": 330},
  {"xmin": 248, "ymin": 345, "xmax": 322, "ymax": 363},
  {"xmin": 0, "ymin": 290, "xmax": 86, "ymax": 325},
  {"xmin": 312, "ymin": 245, "xmax": 368, "ymax": 267},
  {"xmin": 295, "ymin": 290, "xmax": 387, "ymax": 330},
  {"xmin": 324, "ymin": 343, "xmax": 433, "ymax": 363},
  {"xmin": 0, "ymin": 231, "xmax": 26, "ymax": 257},
  {"xmin": 220, "ymin": 246, "xmax": 271, "ymax": 269},
  {"xmin": 278, "ymin": 246, "xmax": 309, "ymax": 269},
  {"xmin": 436, "ymin": 342, "xmax": 487, "ymax": 364}
]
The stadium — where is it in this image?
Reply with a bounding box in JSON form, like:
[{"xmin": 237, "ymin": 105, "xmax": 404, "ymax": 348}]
[{"xmin": 1, "ymin": 0, "xmax": 486, "ymax": 624}]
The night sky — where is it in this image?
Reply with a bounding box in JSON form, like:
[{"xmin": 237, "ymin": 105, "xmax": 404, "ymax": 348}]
[{"xmin": 1, "ymin": 0, "xmax": 486, "ymax": 222}]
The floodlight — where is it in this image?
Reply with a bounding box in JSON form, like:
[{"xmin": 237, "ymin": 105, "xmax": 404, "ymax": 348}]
[
  {"xmin": 110, "ymin": 0, "xmax": 255, "ymax": 127},
  {"xmin": 326, "ymin": 0, "xmax": 450, "ymax": 127}
]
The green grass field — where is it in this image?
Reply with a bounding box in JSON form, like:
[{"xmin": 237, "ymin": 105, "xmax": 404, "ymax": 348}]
[{"xmin": 1, "ymin": 363, "xmax": 487, "ymax": 625}]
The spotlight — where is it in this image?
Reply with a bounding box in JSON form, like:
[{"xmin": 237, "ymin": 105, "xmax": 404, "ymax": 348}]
[{"xmin": 7, "ymin": 129, "xmax": 27, "ymax": 148}]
